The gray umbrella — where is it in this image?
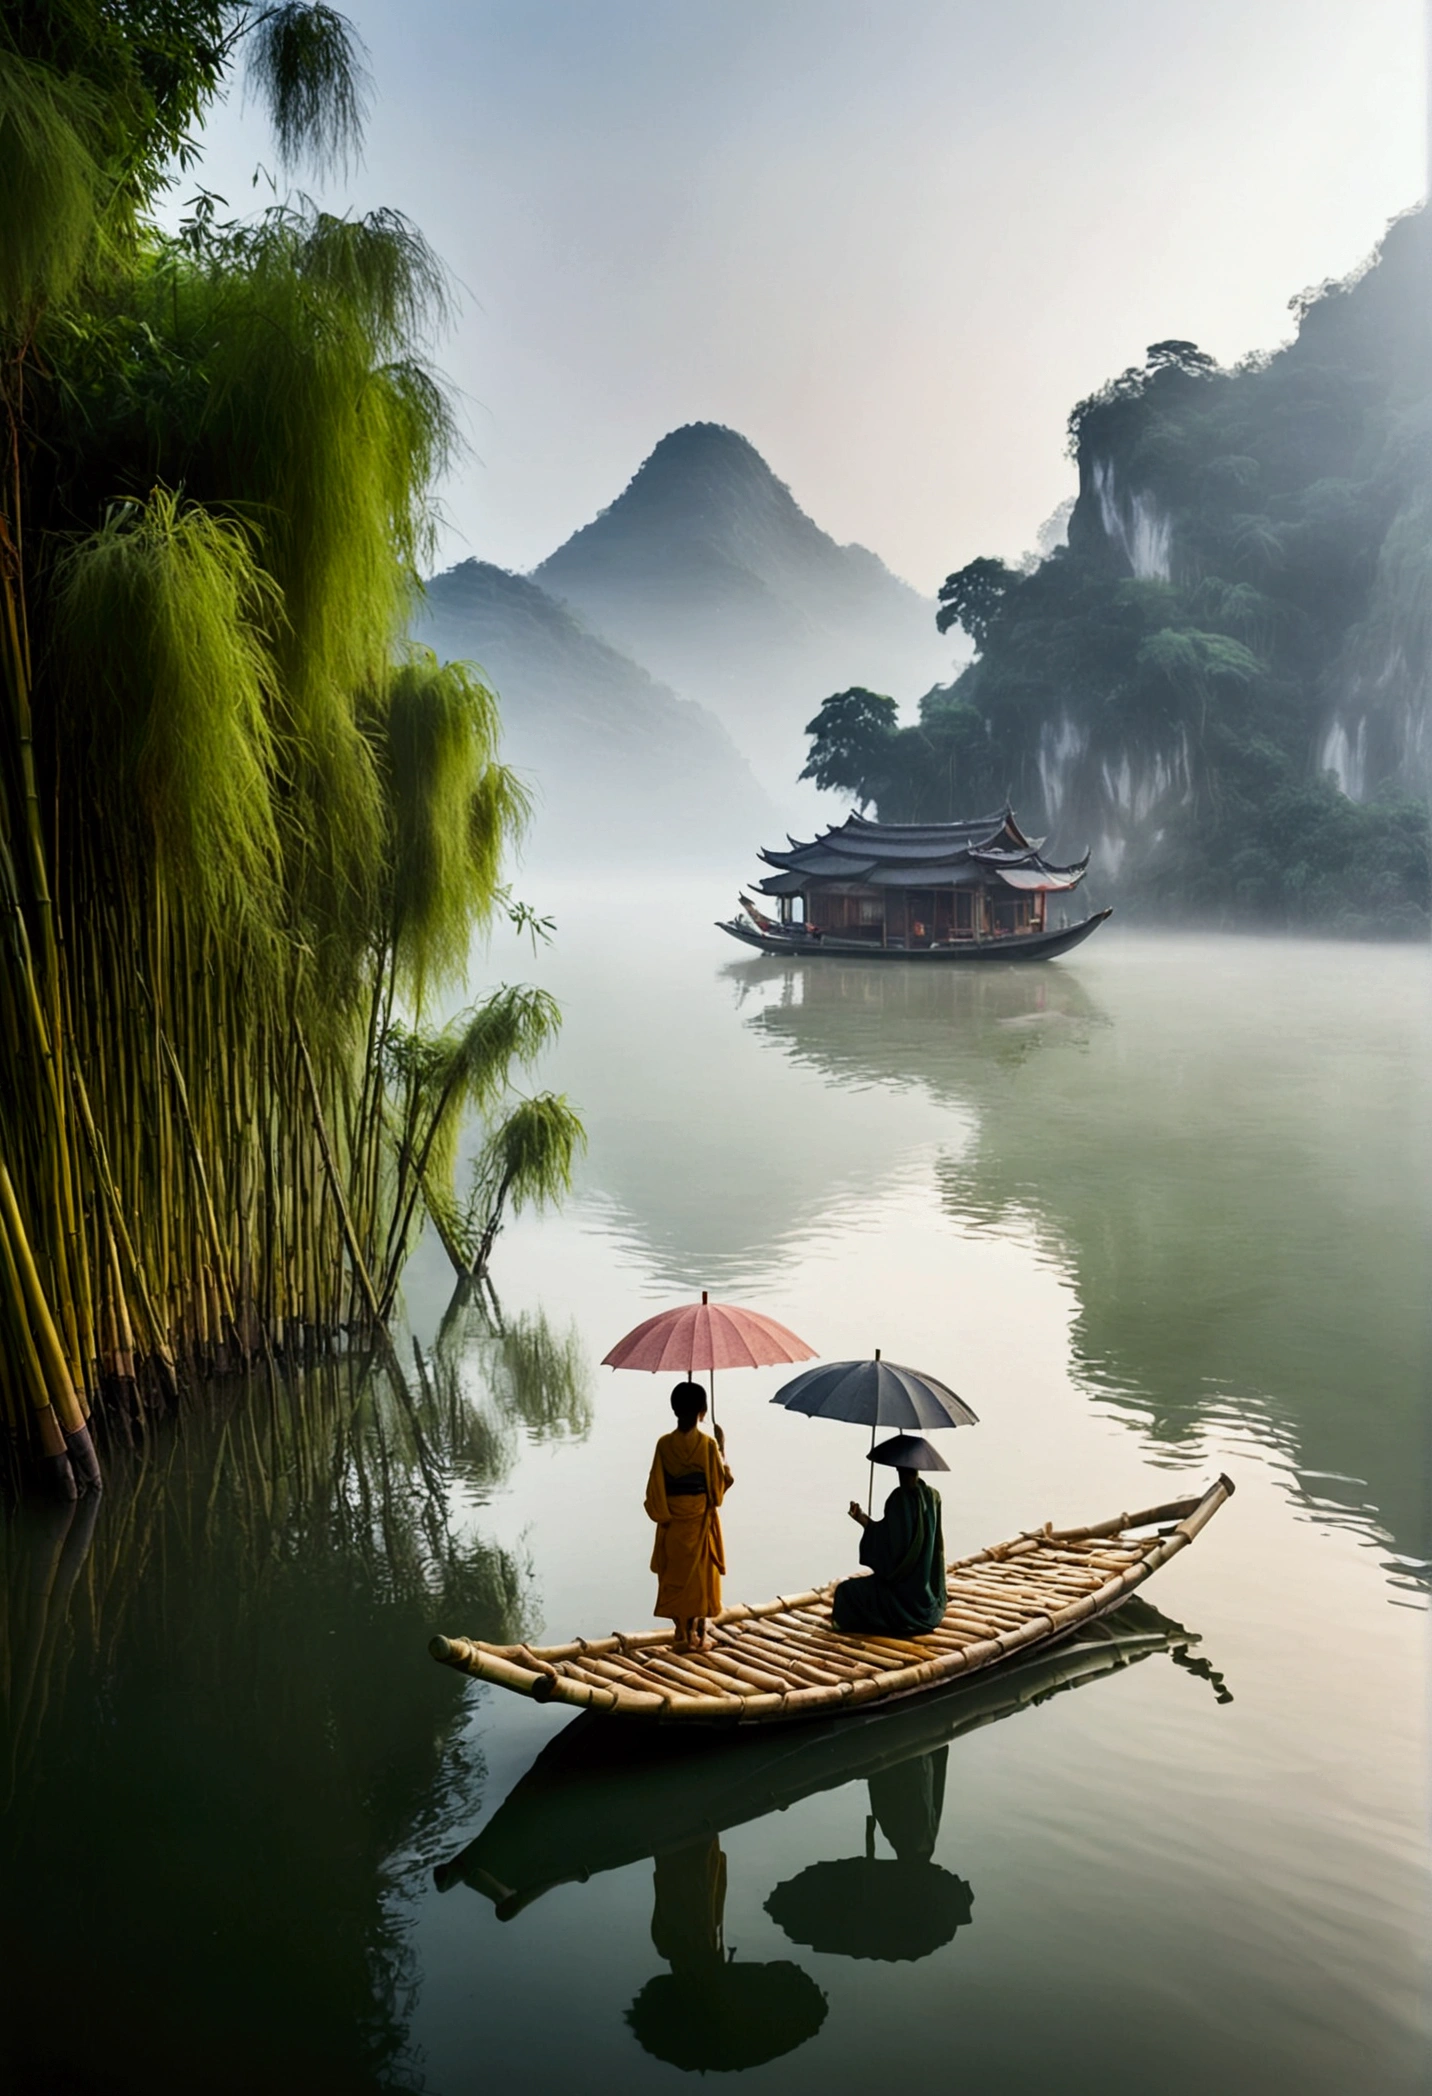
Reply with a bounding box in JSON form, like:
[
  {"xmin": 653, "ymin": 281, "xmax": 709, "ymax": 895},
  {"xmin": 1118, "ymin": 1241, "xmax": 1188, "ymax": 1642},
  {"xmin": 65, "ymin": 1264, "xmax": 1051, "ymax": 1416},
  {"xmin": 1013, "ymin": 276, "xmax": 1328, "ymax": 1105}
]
[
  {"xmin": 771, "ymin": 1353, "xmax": 978, "ymax": 1431},
  {"xmin": 772, "ymin": 1351, "xmax": 977, "ymax": 1509}
]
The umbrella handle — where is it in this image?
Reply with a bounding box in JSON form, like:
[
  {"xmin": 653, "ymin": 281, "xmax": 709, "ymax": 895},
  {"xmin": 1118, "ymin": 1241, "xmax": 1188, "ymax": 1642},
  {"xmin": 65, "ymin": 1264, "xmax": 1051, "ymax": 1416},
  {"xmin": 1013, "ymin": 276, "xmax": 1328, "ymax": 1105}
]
[{"xmin": 867, "ymin": 1420, "xmax": 875, "ymax": 1516}]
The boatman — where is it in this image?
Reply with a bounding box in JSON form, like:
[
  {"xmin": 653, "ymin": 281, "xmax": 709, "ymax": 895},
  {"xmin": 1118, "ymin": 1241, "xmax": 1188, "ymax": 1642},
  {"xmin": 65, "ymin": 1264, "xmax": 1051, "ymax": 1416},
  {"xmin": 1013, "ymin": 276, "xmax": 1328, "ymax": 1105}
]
[
  {"xmin": 832, "ymin": 1434, "xmax": 947, "ymax": 1636},
  {"xmin": 645, "ymin": 1381, "xmax": 732, "ymax": 1651}
]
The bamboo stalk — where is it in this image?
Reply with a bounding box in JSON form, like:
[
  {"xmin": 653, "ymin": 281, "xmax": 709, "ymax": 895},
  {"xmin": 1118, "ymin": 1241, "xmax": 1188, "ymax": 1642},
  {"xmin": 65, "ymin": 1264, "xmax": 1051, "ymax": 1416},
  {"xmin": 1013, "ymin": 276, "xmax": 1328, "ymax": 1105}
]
[
  {"xmin": 295, "ymin": 1025, "xmax": 384, "ymax": 1328},
  {"xmin": 0, "ymin": 1159, "xmax": 87, "ymax": 1440},
  {"xmin": 695, "ymin": 1648, "xmax": 790, "ymax": 1696}
]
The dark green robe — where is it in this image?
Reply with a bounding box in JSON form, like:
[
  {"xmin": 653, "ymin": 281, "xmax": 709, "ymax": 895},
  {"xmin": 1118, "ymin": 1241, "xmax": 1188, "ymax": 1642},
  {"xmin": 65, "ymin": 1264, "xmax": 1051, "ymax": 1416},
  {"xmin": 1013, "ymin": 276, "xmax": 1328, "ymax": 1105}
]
[{"xmin": 831, "ymin": 1478, "xmax": 946, "ymax": 1636}]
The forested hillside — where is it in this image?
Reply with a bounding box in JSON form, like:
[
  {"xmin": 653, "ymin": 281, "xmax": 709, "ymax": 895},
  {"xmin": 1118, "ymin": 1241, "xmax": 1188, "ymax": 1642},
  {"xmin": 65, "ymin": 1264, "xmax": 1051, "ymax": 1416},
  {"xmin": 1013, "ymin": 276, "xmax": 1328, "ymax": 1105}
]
[{"xmin": 804, "ymin": 210, "xmax": 1432, "ymax": 932}]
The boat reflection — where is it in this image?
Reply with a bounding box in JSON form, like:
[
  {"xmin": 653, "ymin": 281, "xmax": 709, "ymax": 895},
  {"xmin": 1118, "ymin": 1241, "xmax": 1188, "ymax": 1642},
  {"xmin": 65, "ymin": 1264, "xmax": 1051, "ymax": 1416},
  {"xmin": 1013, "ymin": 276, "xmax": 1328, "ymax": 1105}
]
[
  {"xmin": 439, "ymin": 1603, "xmax": 1217, "ymax": 2067},
  {"xmin": 437, "ymin": 1597, "xmax": 1209, "ymax": 1923},
  {"xmin": 723, "ymin": 950, "xmax": 1107, "ymax": 1053}
]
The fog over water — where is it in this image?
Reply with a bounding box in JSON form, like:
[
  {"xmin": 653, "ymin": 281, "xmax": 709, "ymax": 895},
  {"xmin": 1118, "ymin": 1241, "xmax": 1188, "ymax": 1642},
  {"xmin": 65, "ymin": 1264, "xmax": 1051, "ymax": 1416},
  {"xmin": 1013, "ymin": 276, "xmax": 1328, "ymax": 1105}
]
[
  {"xmin": 3, "ymin": 894, "xmax": 1426, "ymax": 2091},
  {"xmin": 8, "ymin": 14, "xmax": 1420, "ymax": 2089}
]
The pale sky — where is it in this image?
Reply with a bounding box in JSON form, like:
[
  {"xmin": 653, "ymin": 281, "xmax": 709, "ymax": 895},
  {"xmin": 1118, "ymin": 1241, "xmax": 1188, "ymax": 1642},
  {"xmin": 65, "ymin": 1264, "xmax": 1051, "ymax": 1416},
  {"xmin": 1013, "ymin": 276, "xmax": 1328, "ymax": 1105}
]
[{"xmin": 181, "ymin": 0, "xmax": 1425, "ymax": 593}]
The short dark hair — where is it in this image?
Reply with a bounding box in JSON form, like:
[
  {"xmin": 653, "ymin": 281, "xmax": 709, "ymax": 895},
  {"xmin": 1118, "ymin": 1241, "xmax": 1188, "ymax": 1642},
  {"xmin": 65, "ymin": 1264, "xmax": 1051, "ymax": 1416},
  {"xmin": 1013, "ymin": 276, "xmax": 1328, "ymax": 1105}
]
[{"xmin": 670, "ymin": 1380, "xmax": 707, "ymax": 1429}]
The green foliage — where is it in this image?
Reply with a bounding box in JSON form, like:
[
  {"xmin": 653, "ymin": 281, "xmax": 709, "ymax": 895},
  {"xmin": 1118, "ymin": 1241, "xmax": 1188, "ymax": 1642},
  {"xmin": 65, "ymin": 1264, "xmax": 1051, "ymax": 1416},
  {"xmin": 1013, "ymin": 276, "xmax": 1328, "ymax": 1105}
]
[
  {"xmin": 379, "ymin": 650, "xmax": 527, "ymax": 998},
  {"xmin": 800, "ymin": 688, "xmax": 899, "ymax": 806},
  {"xmin": 935, "ymin": 555, "xmax": 1015, "ymax": 646},
  {"xmin": 800, "ymin": 684, "xmax": 994, "ymax": 824},
  {"xmin": 0, "ymin": 55, "xmax": 105, "ymax": 328},
  {"xmin": 0, "ymin": 5, "xmax": 372, "ymax": 324},
  {"xmin": 1147, "ymin": 766, "xmax": 1431, "ymax": 935},
  {"xmin": 381, "ymin": 990, "xmax": 567, "ymax": 1306},
  {"xmin": 814, "ymin": 212, "xmax": 1432, "ymax": 932},
  {"xmin": 244, "ymin": 2, "xmax": 369, "ymax": 172},
  {"xmin": 0, "ymin": 5, "xmax": 583, "ymax": 1482},
  {"xmin": 51, "ymin": 489, "xmax": 283, "ymax": 939},
  {"xmin": 466, "ymin": 1092, "xmax": 587, "ymax": 1280}
]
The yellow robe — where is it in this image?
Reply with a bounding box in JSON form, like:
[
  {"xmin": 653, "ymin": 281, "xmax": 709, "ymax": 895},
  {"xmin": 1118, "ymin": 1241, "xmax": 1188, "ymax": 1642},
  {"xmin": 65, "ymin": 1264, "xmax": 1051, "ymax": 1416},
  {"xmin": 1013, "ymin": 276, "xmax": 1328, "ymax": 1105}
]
[{"xmin": 644, "ymin": 1427, "xmax": 731, "ymax": 1623}]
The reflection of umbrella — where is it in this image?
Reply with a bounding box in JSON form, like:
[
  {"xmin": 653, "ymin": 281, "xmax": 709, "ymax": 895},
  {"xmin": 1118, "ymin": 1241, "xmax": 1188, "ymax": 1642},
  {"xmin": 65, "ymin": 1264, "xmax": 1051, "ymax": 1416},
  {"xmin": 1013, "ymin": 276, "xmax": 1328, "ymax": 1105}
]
[
  {"xmin": 765, "ymin": 1858, "xmax": 972, "ymax": 1963},
  {"xmin": 604, "ymin": 1291, "xmax": 815, "ymax": 1426},
  {"xmin": 772, "ymin": 1350, "xmax": 977, "ymax": 1502},
  {"xmin": 627, "ymin": 1837, "xmax": 828, "ymax": 2072},
  {"xmin": 626, "ymin": 1962, "xmax": 828, "ymax": 2072},
  {"xmin": 765, "ymin": 1746, "xmax": 972, "ymax": 1962}
]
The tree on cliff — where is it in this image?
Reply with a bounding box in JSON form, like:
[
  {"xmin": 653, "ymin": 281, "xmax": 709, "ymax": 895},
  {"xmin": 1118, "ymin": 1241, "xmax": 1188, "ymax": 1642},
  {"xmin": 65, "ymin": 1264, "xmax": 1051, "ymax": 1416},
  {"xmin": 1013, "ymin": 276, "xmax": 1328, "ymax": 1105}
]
[
  {"xmin": 802, "ymin": 218, "xmax": 1431, "ymax": 932},
  {"xmin": 799, "ymin": 689, "xmax": 900, "ymax": 807},
  {"xmin": 935, "ymin": 557, "xmax": 1015, "ymax": 649}
]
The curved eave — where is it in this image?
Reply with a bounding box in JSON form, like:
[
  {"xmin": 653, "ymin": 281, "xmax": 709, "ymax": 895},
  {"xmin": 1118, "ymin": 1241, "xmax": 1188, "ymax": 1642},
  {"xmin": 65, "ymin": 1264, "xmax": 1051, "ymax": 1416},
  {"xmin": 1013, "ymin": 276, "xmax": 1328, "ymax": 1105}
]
[
  {"xmin": 972, "ymin": 847, "xmax": 1091, "ymax": 877},
  {"xmin": 758, "ymin": 813, "xmax": 1080, "ymax": 875},
  {"xmin": 996, "ymin": 867, "xmax": 1086, "ymax": 893},
  {"xmin": 839, "ymin": 808, "xmax": 1010, "ymax": 837},
  {"xmin": 762, "ymin": 855, "xmax": 879, "ymax": 879}
]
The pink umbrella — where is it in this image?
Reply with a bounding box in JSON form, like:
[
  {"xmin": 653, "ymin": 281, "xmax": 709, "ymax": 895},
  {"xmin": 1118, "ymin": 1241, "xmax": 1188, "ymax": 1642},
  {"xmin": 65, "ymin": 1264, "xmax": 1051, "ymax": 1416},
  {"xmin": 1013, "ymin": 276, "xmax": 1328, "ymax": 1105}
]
[{"xmin": 602, "ymin": 1290, "xmax": 817, "ymax": 1428}]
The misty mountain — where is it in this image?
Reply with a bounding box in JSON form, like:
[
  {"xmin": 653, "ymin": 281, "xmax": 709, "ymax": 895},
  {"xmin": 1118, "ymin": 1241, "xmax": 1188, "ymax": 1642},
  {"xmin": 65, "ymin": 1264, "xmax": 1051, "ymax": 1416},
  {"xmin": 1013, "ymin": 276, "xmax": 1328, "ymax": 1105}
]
[
  {"xmin": 804, "ymin": 209, "xmax": 1432, "ymax": 933},
  {"xmin": 414, "ymin": 560, "xmax": 771, "ymax": 864},
  {"xmin": 532, "ymin": 423, "xmax": 953, "ymax": 794}
]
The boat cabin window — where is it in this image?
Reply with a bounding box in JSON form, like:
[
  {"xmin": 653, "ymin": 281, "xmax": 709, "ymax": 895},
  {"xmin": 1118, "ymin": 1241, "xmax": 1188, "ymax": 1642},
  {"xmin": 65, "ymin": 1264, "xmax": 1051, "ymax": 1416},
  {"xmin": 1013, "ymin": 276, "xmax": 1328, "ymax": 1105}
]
[{"xmin": 992, "ymin": 896, "xmax": 1032, "ymax": 934}]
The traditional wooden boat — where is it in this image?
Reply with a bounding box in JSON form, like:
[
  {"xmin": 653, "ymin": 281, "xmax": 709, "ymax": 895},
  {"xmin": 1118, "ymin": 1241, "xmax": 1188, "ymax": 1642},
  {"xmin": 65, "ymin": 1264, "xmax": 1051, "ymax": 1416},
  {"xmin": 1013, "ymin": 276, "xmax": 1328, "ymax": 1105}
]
[
  {"xmin": 717, "ymin": 808, "xmax": 1113, "ymax": 964},
  {"xmin": 429, "ymin": 1474, "xmax": 1233, "ymax": 1725},
  {"xmin": 720, "ymin": 904, "xmax": 1113, "ymax": 964}
]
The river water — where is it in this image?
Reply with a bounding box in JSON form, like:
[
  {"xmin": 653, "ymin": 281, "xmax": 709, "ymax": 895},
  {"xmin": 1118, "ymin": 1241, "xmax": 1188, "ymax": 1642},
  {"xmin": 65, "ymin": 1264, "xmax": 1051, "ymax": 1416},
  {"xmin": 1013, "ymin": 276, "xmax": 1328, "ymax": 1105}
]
[{"xmin": 2, "ymin": 889, "xmax": 1428, "ymax": 2094}]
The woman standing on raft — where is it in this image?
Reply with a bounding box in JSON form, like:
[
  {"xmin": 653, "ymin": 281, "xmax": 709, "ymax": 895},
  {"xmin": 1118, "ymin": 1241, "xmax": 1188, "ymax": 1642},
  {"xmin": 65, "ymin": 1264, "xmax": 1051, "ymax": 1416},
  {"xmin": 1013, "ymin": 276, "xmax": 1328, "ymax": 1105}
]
[{"xmin": 645, "ymin": 1382, "xmax": 732, "ymax": 1651}]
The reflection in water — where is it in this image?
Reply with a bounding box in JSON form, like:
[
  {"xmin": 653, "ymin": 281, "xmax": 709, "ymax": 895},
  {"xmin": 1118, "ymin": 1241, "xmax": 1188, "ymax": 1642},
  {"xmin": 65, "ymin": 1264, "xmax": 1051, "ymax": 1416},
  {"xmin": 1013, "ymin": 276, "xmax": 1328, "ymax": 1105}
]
[
  {"xmin": 724, "ymin": 950, "xmax": 1108, "ymax": 1045},
  {"xmin": 426, "ymin": 1281, "xmax": 594, "ymax": 1492},
  {"xmin": 0, "ymin": 1294, "xmax": 590, "ymax": 2095},
  {"xmin": 438, "ymin": 1599, "xmax": 1200, "ymax": 1919},
  {"xmin": 734, "ymin": 949, "xmax": 1432, "ymax": 1572},
  {"xmin": 438, "ymin": 1607, "xmax": 1209, "ymax": 2068},
  {"xmin": 627, "ymin": 1837, "xmax": 829, "ymax": 2072},
  {"xmin": 764, "ymin": 1748, "xmax": 974, "ymax": 1962},
  {"xmin": 439, "ymin": 1608, "xmax": 1206, "ymax": 2071}
]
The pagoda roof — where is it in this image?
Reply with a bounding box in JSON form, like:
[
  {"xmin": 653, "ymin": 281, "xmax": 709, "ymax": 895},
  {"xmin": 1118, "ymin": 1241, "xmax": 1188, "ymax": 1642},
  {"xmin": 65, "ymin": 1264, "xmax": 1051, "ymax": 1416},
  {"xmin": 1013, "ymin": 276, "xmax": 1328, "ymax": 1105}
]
[{"xmin": 755, "ymin": 808, "xmax": 1089, "ymax": 892}]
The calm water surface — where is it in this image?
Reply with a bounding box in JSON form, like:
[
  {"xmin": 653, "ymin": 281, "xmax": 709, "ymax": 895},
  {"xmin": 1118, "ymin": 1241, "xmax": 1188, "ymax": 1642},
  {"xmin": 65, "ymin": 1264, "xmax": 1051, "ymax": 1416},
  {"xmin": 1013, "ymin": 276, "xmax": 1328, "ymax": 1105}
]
[{"xmin": 3, "ymin": 888, "xmax": 1428, "ymax": 2094}]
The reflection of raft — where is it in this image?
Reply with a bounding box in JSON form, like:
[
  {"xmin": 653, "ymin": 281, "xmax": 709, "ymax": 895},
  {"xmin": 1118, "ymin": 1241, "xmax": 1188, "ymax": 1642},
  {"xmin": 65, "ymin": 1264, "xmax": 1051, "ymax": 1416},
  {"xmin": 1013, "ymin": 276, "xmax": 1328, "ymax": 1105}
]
[
  {"xmin": 436, "ymin": 1595, "xmax": 1204, "ymax": 1920},
  {"xmin": 430, "ymin": 1476, "xmax": 1232, "ymax": 1726}
]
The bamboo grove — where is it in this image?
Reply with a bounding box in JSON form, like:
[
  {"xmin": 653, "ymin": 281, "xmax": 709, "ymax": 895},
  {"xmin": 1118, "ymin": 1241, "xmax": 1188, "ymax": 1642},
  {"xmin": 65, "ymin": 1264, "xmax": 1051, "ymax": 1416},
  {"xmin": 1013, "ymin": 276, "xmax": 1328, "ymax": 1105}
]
[{"xmin": 0, "ymin": 6, "xmax": 583, "ymax": 1494}]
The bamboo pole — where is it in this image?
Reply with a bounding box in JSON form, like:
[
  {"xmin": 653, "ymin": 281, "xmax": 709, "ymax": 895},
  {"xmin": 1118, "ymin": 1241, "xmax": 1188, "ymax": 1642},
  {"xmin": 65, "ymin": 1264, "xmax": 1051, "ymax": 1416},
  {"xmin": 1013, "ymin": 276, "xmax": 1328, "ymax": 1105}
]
[
  {"xmin": 0, "ymin": 1159, "xmax": 93, "ymax": 1464},
  {"xmin": 295, "ymin": 1025, "xmax": 385, "ymax": 1329}
]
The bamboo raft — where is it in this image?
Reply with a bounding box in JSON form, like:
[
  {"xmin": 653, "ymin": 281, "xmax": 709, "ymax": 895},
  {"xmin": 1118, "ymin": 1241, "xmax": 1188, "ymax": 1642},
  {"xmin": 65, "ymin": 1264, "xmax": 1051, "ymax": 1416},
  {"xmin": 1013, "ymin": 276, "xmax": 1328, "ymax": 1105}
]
[{"xmin": 430, "ymin": 1474, "xmax": 1233, "ymax": 1725}]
